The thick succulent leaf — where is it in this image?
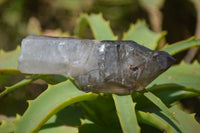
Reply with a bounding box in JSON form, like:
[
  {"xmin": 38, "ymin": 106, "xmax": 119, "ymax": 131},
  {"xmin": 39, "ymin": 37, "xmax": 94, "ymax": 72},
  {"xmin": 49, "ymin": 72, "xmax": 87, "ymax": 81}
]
[
  {"xmin": 162, "ymin": 37, "xmax": 200, "ymax": 55},
  {"xmin": 131, "ymin": 91, "xmax": 154, "ymax": 109},
  {"xmin": 0, "ymin": 48, "xmax": 23, "ymax": 89},
  {"xmin": 79, "ymin": 119, "xmax": 122, "ymax": 133},
  {"xmin": 147, "ymin": 62, "xmax": 200, "ymax": 92},
  {"xmin": 75, "ymin": 14, "xmax": 89, "ymax": 38},
  {"xmin": 152, "ymin": 105, "xmax": 200, "ymax": 133},
  {"xmin": 0, "ymin": 69, "xmax": 23, "ymax": 90},
  {"xmin": 39, "ymin": 126, "xmax": 78, "ymax": 133},
  {"xmin": 0, "ymin": 47, "xmax": 21, "ymax": 69},
  {"xmin": 39, "ymin": 75, "xmax": 68, "ymax": 85},
  {"xmin": 112, "ymin": 94, "xmax": 140, "ymax": 133},
  {"xmin": 75, "ymin": 13, "xmax": 117, "ymax": 40},
  {"xmin": 39, "ymin": 106, "xmax": 84, "ymax": 133},
  {"xmin": 0, "ymin": 69, "xmax": 22, "ymax": 75},
  {"xmin": 148, "ymin": 84, "xmax": 199, "ymax": 106},
  {"xmin": 123, "ymin": 21, "xmax": 166, "ymax": 49},
  {"xmin": 80, "ymin": 94, "xmax": 120, "ymax": 128},
  {"xmin": 170, "ymin": 106, "xmax": 200, "ymax": 133},
  {"xmin": 15, "ymin": 80, "xmax": 98, "ymax": 133},
  {"xmin": 144, "ymin": 92, "xmax": 178, "ymax": 123},
  {"xmin": 132, "ymin": 86, "xmax": 199, "ymax": 110},
  {"xmin": 0, "ymin": 75, "xmax": 40, "ymax": 98},
  {"xmin": 136, "ymin": 111, "xmax": 174, "ymax": 133},
  {"xmin": 0, "ymin": 120, "xmax": 15, "ymax": 133}
]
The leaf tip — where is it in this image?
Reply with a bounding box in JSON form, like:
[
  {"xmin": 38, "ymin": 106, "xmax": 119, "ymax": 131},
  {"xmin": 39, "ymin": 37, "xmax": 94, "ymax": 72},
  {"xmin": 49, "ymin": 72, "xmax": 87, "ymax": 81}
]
[
  {"xmin": 27, "ymin": 100, "xmax": 33, "ymax": 105},
  {"xmin": 16, "ymin": 114, "xmax": 22, "ymax": 120}
]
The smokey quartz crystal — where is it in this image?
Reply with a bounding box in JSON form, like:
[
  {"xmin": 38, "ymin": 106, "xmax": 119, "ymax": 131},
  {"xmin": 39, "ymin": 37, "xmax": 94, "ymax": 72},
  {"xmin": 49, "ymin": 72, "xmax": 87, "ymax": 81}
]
[{"xmin": 18, "ymin": 35, "xmax": 176, "ymax": 94}]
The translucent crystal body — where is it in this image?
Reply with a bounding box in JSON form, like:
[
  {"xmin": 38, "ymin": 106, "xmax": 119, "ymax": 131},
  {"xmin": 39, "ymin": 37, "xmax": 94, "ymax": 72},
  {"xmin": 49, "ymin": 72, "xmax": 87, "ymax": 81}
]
[{"xmin": 18, "ymin": 35, "xmax": 175, "ymax": 94}]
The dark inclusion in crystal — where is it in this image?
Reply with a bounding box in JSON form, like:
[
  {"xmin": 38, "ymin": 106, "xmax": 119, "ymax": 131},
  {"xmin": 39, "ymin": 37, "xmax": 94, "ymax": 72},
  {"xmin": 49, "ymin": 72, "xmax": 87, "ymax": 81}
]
[{"xmin": 18, "ymin": 36, "xmax": 176, "ymax": 94}]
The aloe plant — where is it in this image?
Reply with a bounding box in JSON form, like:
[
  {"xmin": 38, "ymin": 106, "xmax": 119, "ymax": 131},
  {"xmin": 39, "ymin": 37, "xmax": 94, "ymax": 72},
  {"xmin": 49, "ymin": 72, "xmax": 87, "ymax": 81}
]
[{"xmin": 0, "ymin": 14, "xmax": 200, "ymax": 133}]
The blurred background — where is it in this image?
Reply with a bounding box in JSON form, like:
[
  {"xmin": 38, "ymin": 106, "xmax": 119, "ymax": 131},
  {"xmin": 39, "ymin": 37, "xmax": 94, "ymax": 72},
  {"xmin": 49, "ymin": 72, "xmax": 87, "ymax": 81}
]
[{"xmin": 0, "ymin": 0, "xmax": 197, "ymax": 49}]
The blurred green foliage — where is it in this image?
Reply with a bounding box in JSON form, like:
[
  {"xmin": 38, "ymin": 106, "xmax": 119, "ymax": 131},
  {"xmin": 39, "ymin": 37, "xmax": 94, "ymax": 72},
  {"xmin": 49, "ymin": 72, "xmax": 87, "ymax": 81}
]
[
  {"xmin": 0, "ymin": 0, "xmax": 200, "ymax": 132},
  {"xmin": 0, "ymin": 0, "xmax": 197, "ymax": 50}
]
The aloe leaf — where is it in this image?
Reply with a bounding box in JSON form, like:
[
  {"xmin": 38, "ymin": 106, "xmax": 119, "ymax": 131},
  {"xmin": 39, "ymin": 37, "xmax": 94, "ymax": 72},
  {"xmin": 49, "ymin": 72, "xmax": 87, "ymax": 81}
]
[
  {"xmin": 39, "ymin": 106, "xmax": 84, "ymax": 133},
  {"xmin": 123, "ymin": 20, "xmax": 166, "ymax": 49},
  {"xmin": 152, "ymin": 105, "xmax": 200, "ymax": 133},
  {"xmin": 39, "ymin": 75, "xmax": 68, "ymax": 85},
  {"xmin": 0, "ymin": 47, "xmax": 23, "ymax": 88},
  {"xmin": 162, "ymin": 37, "xmax": 200, "ymax": 55},
  {"xmin": 136, "ymin": 110, "xmax": 174, "ymax": 133},
  {"xmin": 39, "ymin": 126, "xmax": 78, "ymax": 133},
  {"xmin": 15, "ymin": 80, "xmax": 98, "ymax": 133},
  {"xmin": 170, "ymin": 106, "xmax": 200, "ymax": 133},
  {"xmin": 144, "ymin": 92, "xmax": 179, "ymax": 123},
  {"xmin": 148, "ymin": 84, "xmax": 200, "ymax": 106},
  {"xmin": 87, "ymin": 14, "xmax": 117, "ymax": 40},
  {"xmin": 0, "ymin": 75, "xmax": 40, "ymax": 98},
  {"xmin": 75, "ymin": 14, "xmax": 90, "ymax": 38},
  {"xmin": 79, "ymin": 119, "xmax": 122, "ymax": 133},
  {"xmin": 80, "ymin": 94, "xmax": 120, "ymax": 128},
  {"xmin": 148, "ymin": 62, "xmax": 200, "ymax": 92},
  {"xmin": 0, "ymin": 120, "xmax": 15, "ymax": 133},
  {"xmin": 132, "ymin": 85, "xmax": 199, "ymax": 110},
  {"xmin": 75, "ymin": 13, "xmax": 117, "ymax": 40},
  {"xmin": 0, "ymin": 69, "xmax": 22, "ymax": 75},
  {"xmin": 112, "ymin": 94, "xmax": 140, "ymax": 133}
]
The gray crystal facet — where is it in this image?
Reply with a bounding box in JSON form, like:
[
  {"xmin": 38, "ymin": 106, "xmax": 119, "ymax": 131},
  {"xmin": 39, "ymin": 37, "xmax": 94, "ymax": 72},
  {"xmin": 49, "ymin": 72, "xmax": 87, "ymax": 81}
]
[{"xmin": 18, "ymin": 35, "xmax": 176, "ymax": 94}]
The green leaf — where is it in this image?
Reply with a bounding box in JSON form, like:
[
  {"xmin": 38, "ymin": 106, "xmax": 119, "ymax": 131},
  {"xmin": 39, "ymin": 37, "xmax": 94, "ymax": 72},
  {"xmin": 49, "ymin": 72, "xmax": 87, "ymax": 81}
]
[
  {"xmin": 170, "ymin": 106, "xmax": 200, "ymax": 133},
  {"xmin": 39, "ymin": 106, "xmax": 84, "ymax": 133},
  {"xmin": 152, "ymin": 105, "xmax": 200, "ymax": 133},
  {"xmin": 79, "ymin": 119, "xmax": 122, "ymax": 133},
  {"xmin": 0, "ymin": 47, "xmax": 21, "ymax": 69},
  {"xmin": 162, "ymin": 37, "xmax": 200, "ymax": 55},
  {"xmin": 136, "ymin": 111, "xmax": 174, "ymax": 133},
  {"xmin": 148, "ymin": 84, "xmax": 200, "ymax": 106},
  {"xmin": 148, "ymin": 62, "xmax": 200, "ymax": 92},
  {"xmin": 0, "ymin": 120, "xmax": 15, "ymax": 133},
  {"xmin": 80, "ymin": 94, "xmax": 120, "ymax": 128},
  {"xmin": 39, "ymin": 75, "xmax": 68, "ymax": 85},
  {"xmin": 15, "ymin": 80, "xmax": 98, "ymax": 133},
  {"xmin": 75, "ymin": 13, "xmax": 117, "ymax": 40},
  {"xmin": 123, "ymin": 20, "xmax": 166, "ymax": 49},
  {"xmin": 0, "ymin": 75, "xmax": 40, "ymax": 98},
  {"xmin": 132, "ymin": 85, "xmax": 199, "ymax": 110},
  {"xmin": 144, "ymin": 92, "xmax": 179, "ymax": 123},
  {"xmin": 112, "ymin": 94, "xmax": 140, "ymax": 133},
  {"xmin": 0, "ymin": 69, "xmax": 22, "ymax": 75},
  {"xmin": 39, "ymin": 126, "xmax": 78, "ymax": 133}
]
